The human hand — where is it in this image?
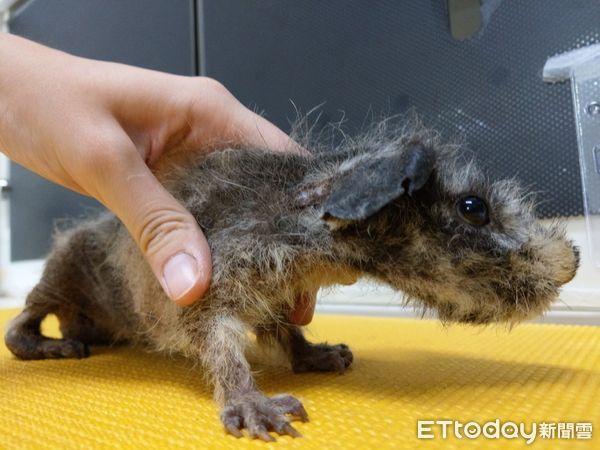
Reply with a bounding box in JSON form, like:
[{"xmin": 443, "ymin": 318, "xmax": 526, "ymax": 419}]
[{"xmin": 0, "ymin": 34, "xmax": 316, "ymax": 324}]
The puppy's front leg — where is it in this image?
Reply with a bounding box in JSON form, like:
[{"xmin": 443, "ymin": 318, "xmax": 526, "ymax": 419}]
[{"xmin": 201, "ymin": 314, "xmax": 308, "ymax": 441}]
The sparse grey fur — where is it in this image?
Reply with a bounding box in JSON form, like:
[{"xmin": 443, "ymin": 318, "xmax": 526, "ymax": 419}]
[{"xmin": 4, "ymin": 118, "xmax": 578, "ymax": 441}]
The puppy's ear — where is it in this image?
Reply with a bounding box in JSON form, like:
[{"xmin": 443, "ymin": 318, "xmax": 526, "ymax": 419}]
[
  {"xmin": 295, "ymin": 144, "xmax": 435, "ymax": 222},
  {"xmin": 322, "ymin": 143, "xmax": 435, "ymax": 221}
]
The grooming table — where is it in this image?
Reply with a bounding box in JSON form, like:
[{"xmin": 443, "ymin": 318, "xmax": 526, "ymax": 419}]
[{"xmin": 1, "ymin": 309, "xmax": 598, "ymax": 449}]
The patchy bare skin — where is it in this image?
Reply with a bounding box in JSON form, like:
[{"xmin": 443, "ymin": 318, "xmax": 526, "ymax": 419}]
[{"xmin": 4, "ymin": 120, "xmax": 578, "ymax": 441}]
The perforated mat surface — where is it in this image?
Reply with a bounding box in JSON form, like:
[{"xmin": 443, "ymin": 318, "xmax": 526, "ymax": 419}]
[{"xmin": 0, "ymin": 309, "xmax": 598, "ymax": 449}]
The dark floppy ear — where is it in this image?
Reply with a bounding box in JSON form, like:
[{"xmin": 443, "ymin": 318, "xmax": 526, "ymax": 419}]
[{"xmin": 323, "ymin": 143, "xmax": 435, "ymax": 221}]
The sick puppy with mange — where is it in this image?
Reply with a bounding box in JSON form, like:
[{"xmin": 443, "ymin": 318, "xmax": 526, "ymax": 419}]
[{"xmin": 5, "ymin": 120, "xmax": 579, "ymax": 441}]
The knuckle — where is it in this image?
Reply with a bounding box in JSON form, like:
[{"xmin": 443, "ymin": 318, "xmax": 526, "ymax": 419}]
[
  {"xmin": 186, "ymin": 77, "xmax": 239, "ymax": 144},
  {"xmin": 136, "ymin": 207, "xmax": 189, "ymax": 255},
  {"xmin": 196, "ymin": 76, "xmax": 230, "ymax": 97}
]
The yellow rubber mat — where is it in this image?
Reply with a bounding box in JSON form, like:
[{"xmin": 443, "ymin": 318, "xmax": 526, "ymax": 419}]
[{"xmin": 0, "ymin": 309, "xmax": 598, "ymax": 449}]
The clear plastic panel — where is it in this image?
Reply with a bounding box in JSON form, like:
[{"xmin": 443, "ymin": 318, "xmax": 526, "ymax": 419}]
[{"xmin": 572, "ymin": 56, "xmax": 600, "ymax": 266}]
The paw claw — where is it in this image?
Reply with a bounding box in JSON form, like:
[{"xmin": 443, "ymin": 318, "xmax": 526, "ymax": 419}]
[
  {"xmin": 221, "ymin": 406, "xmax": 244, "ymax": 438},
  {"xmin": 282, "ymin": 423, "xmax": 302, "ymax": 437},
  {"xmin": 225, "ymin": 424, "xmax": 243, "ymax": 438},
  {"xmin": 271, "ymin": 394, "xmax": 310, "ymax": 422},
  {"xmin": 221, "ymin": 393, "xmax": 306, "ymax": 440},
  {"xmin": 256, "ymin": 431, "xmax": 276, "ymax": 442},
  {"xmin": 297, "ymin": 404, "xmax": 309, "ymax": 422}
]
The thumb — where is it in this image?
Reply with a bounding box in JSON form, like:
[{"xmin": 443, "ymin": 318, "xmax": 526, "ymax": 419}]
[{"xmin": 92, "ymin": 144, "xmax": 212, "ymax": 306}]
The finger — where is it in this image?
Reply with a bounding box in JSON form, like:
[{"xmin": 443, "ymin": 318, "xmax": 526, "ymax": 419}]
[
  {"xmin": 91, "ymin": 141, "xmax": 212, "ymax": 306},
  {"xmin": 230, "ymin": 107, "xmax": 308, "ymax": 156},
  {"xmin": 192, "ymin": 78, "xmax": 307, "ymax": 155}
]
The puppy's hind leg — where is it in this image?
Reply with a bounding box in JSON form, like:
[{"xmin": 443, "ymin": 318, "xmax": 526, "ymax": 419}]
[{"xmin": 4, "ymin": 287, "xmax": 89, "ymax": 360}]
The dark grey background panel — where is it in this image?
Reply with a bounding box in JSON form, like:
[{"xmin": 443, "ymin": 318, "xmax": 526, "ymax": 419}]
[
  {"xmin": 8, "ymin": 164, "xmax": 101, "ymax": 261},
  {"xmin": 202, "ymin": 0, "xmax": 600, "ymax": 218},
  {"xmin": 10, "ymin": 0, "xmax": 197, "ymax": 74},
  {"xmin": 8, "ymin": 0, "xmax": 196, "ymax": 260}
]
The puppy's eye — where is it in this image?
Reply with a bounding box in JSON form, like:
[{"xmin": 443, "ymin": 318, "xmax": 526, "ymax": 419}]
[{"xmin": 457, "ymin": 196, "xmax": 489, "ymax": 226}]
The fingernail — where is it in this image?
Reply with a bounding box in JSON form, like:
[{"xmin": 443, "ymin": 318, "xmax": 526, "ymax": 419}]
[{"xmin": 162, "ymin": 253, "xmax": 198, "ymax": 301}]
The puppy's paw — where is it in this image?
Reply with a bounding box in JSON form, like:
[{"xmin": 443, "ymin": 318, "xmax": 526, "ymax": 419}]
[
  {"xmin": 221, "ymin": 392, "xmax": 308, "ymax": 441},
  {"xmin": 292, "ymin": 343, "xmax": 353, "ymax": 373}
]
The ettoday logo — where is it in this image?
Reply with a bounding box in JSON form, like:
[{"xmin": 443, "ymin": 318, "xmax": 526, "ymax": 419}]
[{"xmin": 417, "ymin": 420, "xmax": 593, "ymax": 445}]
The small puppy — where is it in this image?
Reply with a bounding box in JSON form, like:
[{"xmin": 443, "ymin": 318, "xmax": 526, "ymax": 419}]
[{"xmin": 5, "ymin": 120, "xmax": 579, "ymax": 441}]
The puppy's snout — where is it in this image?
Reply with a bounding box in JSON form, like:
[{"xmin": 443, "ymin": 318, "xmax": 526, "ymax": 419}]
[{"xmin": 555, "ymin": 243, "xmax": 579, "ymax": 285}]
